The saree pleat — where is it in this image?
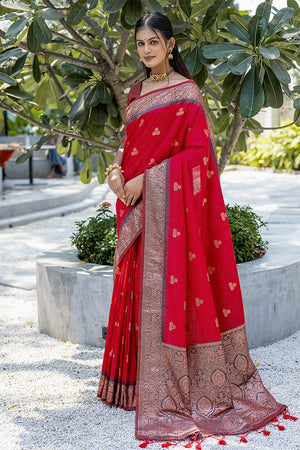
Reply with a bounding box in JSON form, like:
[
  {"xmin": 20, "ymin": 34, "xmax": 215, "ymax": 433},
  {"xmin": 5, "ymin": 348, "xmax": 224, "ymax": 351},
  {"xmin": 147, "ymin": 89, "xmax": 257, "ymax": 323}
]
[
  {"xmin": 98, "ymin": 80, "xmax": 287, "ymax": 441},
  {"xmin": 97, "ymin": 235, "xmax": 141, "ymax": 410}
]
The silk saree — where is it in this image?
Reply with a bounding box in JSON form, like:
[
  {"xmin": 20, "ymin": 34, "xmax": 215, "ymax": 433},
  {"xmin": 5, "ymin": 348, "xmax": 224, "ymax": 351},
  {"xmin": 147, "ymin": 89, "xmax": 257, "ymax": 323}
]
[{"xmin": 98, "ymin": 80, "xmax": 286, "ymax": 442}]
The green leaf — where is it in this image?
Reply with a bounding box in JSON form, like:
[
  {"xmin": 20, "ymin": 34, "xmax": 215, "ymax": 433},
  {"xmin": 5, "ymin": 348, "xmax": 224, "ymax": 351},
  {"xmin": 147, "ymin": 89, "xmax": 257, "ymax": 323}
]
[
  {"xmin": 67, "ymin": 0, "xmax": 87, "ymax": 26},
  {"xmin": 214, "ymin": 60, "xmax": 229, "ymax": 76},
  {"xmin": 6, "ymin": 86, "xmax": 34, "ymax": 99},
  {"xmin": 33, "ymin": 17, "xmax": 52, "ymax": 44},
  {"xmin": 255, "ymin": 2, "xmax": 271, "ymax": 25},
  {"xmin": 293, "ymin": 97, "xmax": 300, "ymax": 109},
  {"xmin": 202, "ymin": 0, "xmax": 232, "ymax": 31},
  {"xmin": 10, "ymin": 52, "xmax": 27, "ymax": 74},
  {"xmin": 80, "ymin": 156, "xmax": 93, "ymax": 184},
  {"xmin": 61, "ymin": 63, "xmax": 93, "ymax": 77},
  {"xmin": 27, "ymin": 22, "xmax": 40, "ymax": 52},
  {"xmin": 202, "ymin": 43, "xmax": 246, "ymax": 59},
  {"xmin": 16, "ymin": 133, "xmax": 55, "ymax": 164},
  {"xmin": 226, "ymin": 20, "xmax": 251, "ymax": 44},
  {"xmin": 85, "ymin": 83, "xmax": 102, "ymax": 108},
  {"xmin": 96, "ymin": 81, "xmax": 113, "ymax": 104},
  {"xmin": 267, "ymin": 7, "xmax": 295, "ymax": 36},
  {"xmin": 248, "ymin": 15, "xmax": 266, "ymax": 46},
  {"xmin": 0, "ymin": 47, "xmax": 25, "ymax": 64},
  {"xmin": 221, "ymin": 73, "xmax": 243, "ymax": 106},
  {"xmin": 120, "ymin": 8, "xmax": 133, "ymax": 29},
  {"xmin": 35, "ymin": 78, "xmax": 47, "ymax": 107},
  {"xmin": 69, "ymin": 88, "xmax": 91, "ymax": 121},
  {"xmin": 87, "ymin": 0, "xmax": 98, "ymax": 9},
  {"xmin": 235, "ymin": 131, "xmax": 247, "ymax": 152},
  {"xmin": 179, "ymin": 0, "xmax": 191, "ymax": 17},
  {"xmin": 279, "ymin": 27, "xmax": 299, "ymax": 38},
  {"xmin": 263, "ymin": 64, "xmax": 283, "ymax": 108},
  {"xmin": 122, "ymin": 0, "xmax": 142, "ymax": 26},
  {"xmin": 184, "ymin": 47, "xmax": 202, "ymax": 75},
  {"xmin": 15, "ymin": 150, "xmax": 33, "ymax": 164},
  {"xmin": 245, "ymin": 117, "xmax": 263, "ymax": 135},
  {"xmin": 97, "ymin": 154, "xmax": 106, "ymax": 184},
  {"xmin": 0, "ymin": 0, "xmax": 30, "ymax": 11},
  {"xmin": 39, "ymin": 8, "xmax": 63, "ymax": 20},
  {"xmin": 260, "ymin": 45, "xmax": 280, "ymax": 59},
  {"xmin": 229, "ymin": 13, "xmax": 249, "ymax": 31},
  {"xmin": 270, "ymin": 59, "xmax": 291, "ymax": 83},
  {"xmin": 0, "ymin": 71, "xmax": 17, "ymax": 85},
  {"xmin": 171, "ymin": 20, "xmax": 189, "ymax": 34},
  {"xmin": 228, "ymin": 52, "xmax": 253, "ymax": 75},
  {"xmin": 142, "ymin": 0, "xmax": 164, "ymax": 14},
  {"xmin": 193, "ymin": 66, "xmax": 208, "ymax": 89},
  {"xmin": 103, "ymin": 0, "xmax": 127, "ymax": 13},
  {"xmin": 239, "ymin": 65, "xmax": 265, "ymax": 118},
  {"xmin": 32, "ymin": 54, "xmax": 41, "ymax": 82},
  {"xmin": 5, "ymin": 17, "xmax": 27, "ymax": 39},
  {"xmin": 287, "ymin": 0, "xmax": 300, "ymax": 14},
  {"xmin": 107, "ymin": 100, "xmax": 119, "ymax": 117},
  {"xmin": 108, "ymin": 11, "xmax": 119, "ymax": 27},
  {"xmin": 91, "ymin": 104, "xmax": 108, "ymax": 125}
]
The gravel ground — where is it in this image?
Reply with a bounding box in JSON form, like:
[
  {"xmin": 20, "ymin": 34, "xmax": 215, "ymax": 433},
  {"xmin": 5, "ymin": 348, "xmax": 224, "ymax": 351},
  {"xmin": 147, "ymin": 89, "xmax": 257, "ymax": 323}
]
[{"xmin": 0, "ymin": 182, "xmax": 299, "ymax": 450}]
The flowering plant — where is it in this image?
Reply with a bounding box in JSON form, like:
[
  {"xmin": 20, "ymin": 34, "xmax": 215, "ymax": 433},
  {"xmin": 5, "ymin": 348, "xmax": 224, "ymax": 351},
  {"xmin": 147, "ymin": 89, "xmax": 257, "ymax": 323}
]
[
  {"xmin": 225, "ymin": 203, "xmax": 268, "ymax": 264},
  {"xmin": 70, "ymin": 202, "xmax": 117, "ymax": 266}
]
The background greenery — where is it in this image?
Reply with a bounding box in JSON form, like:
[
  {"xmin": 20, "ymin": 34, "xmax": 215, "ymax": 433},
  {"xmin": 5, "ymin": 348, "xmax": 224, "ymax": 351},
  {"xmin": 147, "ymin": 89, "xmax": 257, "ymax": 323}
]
[{"xmin": 0, "ymin": 0, "xmax": 299, "ymax": 182}]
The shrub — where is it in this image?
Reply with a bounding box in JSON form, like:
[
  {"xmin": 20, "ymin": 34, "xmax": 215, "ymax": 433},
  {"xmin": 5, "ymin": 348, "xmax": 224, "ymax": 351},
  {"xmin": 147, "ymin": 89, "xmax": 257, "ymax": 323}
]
[
  {"xmin": 71, "ymin": 202, "xmax": 268, "ymax": 266},
  {"xmin": 225, "ymin": 203, "xmax": 268, "ymax": 264},
  {"xmin": 70, "ymin": 202, "xmax": 117, "ymax": 266},
  {"xmin": 230, "ymin": 124, "xmax": 300, "ymax": 171}
]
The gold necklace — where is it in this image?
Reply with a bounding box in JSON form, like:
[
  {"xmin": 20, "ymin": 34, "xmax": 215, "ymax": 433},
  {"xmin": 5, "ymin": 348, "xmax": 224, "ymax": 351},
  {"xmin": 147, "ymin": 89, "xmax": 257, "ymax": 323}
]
[{"xmin": 150, "ymin": 68, "xmax": 174, "ymax": 82}]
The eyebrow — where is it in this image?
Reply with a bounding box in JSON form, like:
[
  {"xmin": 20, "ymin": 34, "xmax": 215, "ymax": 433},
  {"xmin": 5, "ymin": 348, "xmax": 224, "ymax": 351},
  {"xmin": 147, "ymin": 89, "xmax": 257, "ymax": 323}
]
[{"xmin": 136, "ymin": 36, "xmax": 159, "ymax": 42}]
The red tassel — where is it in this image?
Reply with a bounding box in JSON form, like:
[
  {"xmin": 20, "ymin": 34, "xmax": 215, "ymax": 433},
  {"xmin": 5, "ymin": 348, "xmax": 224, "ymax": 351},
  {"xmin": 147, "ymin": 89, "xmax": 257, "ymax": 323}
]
[
  {"xmin": 290, "ymin": 416, "xmax": 298, "ymax": 421},
  {"xmin": 240, "ymin": 436, "xmax": 248, "ymax": 443},
  {"xmin": 218, "ymin": 439, "xmax": 227, "ymax": 445},
  {"xmin": 139, "ymin": 442, "xmax": 149, "ymax": 448},
  {"xmin": 262, "ymin": 430, "xmax": 271, "ymax": 436},
  {"xmin": 271, "ymin": 418, "xmax": 278, "ymax": 423},
  {"xmin": 278, "ymin": 425, "xmax": 286, "ymax": 431},
  {"xmin": 184, "ymin": 443, "xmax": 192, "ymax": 449},
  {"xmin": 195, "ymin": 444, "xmax": 202, "ymax": 449},
  {"xmin": 161, "ymin": 443, "xmax": 172, "ymax": 448}
]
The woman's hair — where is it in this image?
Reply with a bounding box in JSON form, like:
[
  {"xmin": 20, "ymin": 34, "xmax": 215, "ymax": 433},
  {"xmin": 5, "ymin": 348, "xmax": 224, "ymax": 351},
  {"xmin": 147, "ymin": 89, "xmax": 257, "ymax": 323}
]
[{"xmin": 135, "ymin": 12, "xmax": 191, "ymax": 79}]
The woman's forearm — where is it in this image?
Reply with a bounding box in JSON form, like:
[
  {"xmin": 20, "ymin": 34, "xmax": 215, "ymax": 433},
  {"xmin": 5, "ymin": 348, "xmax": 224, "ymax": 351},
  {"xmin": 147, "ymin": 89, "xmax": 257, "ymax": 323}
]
[{"xmin": 113, "ymin": 147, "xmax": 124, "ymax": 166}]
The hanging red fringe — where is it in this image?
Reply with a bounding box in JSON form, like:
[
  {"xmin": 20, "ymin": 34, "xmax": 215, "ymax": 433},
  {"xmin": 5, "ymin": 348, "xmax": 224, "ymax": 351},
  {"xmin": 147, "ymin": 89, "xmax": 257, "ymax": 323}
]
[
  {"xmin": 262, "ymin": 430, "xmax": 271, "ymax": 436},
  {"xmin": 139, "ymin": 442, "xmax": 149, "ymax": 448},
  {"xmin": 278, "ymin": 425, "xmax": 286, "ymax": 431},
  {"xmin": 218, "ymin": 439, "xmax": 227, "ymax": 445},
  {"xmin": 195, "ymin": 444, "xmax": 202, "ymax": 449},
  {"xmin": 184, "ymin": 443, "xmax": 193, "ymax": 448},
  {"xmin": 161, "ymin": 443, "xmax": 173, "ymax": 448},
  {"xmin": 240, "ymin": 436, "xmax": 248, "ymax": 443}
]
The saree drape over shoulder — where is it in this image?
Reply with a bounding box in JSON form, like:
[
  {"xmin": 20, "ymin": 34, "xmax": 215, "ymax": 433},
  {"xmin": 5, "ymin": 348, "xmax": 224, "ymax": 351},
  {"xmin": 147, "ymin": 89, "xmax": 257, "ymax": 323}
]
[{"xmin": 98, "ymin": 80, "xmax": 286, "ymax": 441}]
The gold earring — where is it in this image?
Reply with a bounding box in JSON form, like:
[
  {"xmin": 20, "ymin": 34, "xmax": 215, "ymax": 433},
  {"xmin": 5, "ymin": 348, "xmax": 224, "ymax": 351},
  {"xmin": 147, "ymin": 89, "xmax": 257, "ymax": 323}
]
[{"xmin": 168, "ymin": 48, "xmax": 173, "ymax": 60}]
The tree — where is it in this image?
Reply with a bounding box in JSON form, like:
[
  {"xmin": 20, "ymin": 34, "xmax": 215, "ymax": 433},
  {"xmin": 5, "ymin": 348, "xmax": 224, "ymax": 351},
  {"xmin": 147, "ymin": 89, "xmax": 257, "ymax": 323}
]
[{"xmin": 0, "ymin": 0, "xmax": 299, "ymax": 182}]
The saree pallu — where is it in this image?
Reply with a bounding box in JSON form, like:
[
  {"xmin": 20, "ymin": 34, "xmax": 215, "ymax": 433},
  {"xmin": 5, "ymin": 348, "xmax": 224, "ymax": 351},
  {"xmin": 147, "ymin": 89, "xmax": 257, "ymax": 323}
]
[{"xmin": 98, "ymin": 80, "xmax": 286, "ymax": 440}]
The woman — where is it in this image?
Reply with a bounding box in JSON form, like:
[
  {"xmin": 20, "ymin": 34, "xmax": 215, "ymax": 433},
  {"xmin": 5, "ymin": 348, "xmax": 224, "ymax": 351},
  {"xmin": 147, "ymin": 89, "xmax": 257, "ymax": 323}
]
[{"xmin": 98, "ymin": 12, "xmax": 289, "ymax": 445}]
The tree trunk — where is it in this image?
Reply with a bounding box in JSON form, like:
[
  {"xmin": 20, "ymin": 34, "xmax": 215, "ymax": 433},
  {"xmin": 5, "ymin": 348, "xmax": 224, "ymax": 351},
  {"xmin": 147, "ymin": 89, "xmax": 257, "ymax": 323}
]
[{"xmin": 218, "ymin": 106, "xmax": 246, "ymax": 175}]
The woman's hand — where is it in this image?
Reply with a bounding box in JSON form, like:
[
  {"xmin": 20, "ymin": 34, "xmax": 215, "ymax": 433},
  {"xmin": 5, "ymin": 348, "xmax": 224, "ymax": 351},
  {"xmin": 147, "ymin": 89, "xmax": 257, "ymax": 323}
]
[
  {"xmin": 108, "ymin": 169, "xmax": 126, "ymax": 203},
  {"xmin": 124, "ymin": 173, "xmax": 143, "ymax": 206}
]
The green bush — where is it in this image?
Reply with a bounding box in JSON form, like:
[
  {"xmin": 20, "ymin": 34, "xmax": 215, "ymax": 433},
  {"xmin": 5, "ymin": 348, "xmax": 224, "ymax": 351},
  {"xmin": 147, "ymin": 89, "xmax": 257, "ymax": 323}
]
[
  {"xmin": 70, "ymin": 202, "xmax": 117, "ymax": 266},
  {"xmin": 230, "ymin": 124, "xmax": 300, "ymax": 171},
  {"xmin": 71, "ymin": 201, "xmax": 268, "ymax": 266},
  {"xmin": 226, "ymin": 204, "xmax": 268, "ymax": 264}
]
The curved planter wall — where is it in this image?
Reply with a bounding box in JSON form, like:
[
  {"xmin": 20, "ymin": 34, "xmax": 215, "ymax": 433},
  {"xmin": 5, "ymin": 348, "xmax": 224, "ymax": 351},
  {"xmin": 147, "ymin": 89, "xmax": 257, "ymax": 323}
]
[{"xmin": 36, "ymin": 245, "xmax": 300, "ymax": 349}]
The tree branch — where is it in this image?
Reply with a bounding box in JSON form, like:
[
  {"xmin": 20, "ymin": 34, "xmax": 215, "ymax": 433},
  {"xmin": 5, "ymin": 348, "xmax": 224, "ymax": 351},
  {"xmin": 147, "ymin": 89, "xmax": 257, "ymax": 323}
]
[
  {"xmin": 218, "ymin": 106, "xmax": 246, "ymax": 175},
  {"xmin": 207, "ymin": 70, "xmax": 223, "ymax": 95},
  {"xmin": 0, "ymin": 28, "xmax": 103, "ymax": 71},
  {"xmin": 42, "ymin": 0, "xmax": 100, "ymax": 57},
  {"xmin": 83, "ymin": 15, "xmax": 113, "ymax": 58},
  {"xmin": 52, "ymin": 30, "xmax": 102, "ymax": 56},
  {"xmin": 244, "ymin": 111, "xmax": 300, "ymax": 131},
  {"xmin": 115, "ymin": 29, "xmax": 131, "ymax": 67},
  {"xmin": 0, "ymin": 101, "xmax": 116, "ymax": 152}
]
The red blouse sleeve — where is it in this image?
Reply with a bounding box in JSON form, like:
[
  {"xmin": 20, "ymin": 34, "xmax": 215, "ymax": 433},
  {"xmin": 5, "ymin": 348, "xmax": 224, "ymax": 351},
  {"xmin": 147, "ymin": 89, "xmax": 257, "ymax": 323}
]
[{"xmin": 127, "ymin": 81, "xmax": 142, "ymax": 105}]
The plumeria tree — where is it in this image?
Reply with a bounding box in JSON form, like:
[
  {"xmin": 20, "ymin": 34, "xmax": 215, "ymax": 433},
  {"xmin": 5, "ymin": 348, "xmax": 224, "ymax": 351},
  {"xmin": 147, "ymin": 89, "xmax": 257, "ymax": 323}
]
[{"xmin": 0, "ymin": 0, "xmax": 299, "ymax": 182}]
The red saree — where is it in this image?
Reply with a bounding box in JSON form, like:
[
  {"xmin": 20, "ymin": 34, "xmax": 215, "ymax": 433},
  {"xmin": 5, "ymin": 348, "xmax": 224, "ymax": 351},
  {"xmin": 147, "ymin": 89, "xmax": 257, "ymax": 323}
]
[{"xmin": 98, "ymin": 80, "xmax": 286, "ymax": 441}]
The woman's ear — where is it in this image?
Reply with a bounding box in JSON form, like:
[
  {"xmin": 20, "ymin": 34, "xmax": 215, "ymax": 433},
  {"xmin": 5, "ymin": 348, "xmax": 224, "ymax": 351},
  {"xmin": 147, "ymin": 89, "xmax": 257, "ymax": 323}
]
[{"xmin": 168, "ymin": 37, "xmax": 176, "ymax": 51}]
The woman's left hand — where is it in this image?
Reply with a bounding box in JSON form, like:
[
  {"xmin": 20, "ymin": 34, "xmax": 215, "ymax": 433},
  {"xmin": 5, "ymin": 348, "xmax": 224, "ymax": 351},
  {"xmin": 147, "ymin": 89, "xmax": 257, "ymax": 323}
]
[{"xmin": 124, "ymin": 173, "xmax": 144, "ymax": 206}]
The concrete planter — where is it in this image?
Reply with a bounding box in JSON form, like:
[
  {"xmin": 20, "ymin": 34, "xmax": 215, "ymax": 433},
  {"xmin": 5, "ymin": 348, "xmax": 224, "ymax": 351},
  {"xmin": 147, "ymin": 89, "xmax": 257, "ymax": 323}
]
[{"xmin": 36, "ymin": 245, "xmax": 300, "ymax": 348}]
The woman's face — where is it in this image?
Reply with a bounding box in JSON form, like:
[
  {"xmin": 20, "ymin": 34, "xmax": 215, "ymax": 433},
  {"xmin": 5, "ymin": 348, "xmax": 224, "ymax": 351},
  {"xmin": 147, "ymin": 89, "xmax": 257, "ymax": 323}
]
[{"xmin": 136, "ymin": 26, "xmax": 171, "ymax": 72}]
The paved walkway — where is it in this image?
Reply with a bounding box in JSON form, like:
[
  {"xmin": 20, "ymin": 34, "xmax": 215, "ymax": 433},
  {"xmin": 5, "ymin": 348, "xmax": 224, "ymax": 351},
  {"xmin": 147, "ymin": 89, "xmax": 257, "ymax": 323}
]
[{"xmin": 0, "ymin": 167, "xmax": 299, "ymax": 449}]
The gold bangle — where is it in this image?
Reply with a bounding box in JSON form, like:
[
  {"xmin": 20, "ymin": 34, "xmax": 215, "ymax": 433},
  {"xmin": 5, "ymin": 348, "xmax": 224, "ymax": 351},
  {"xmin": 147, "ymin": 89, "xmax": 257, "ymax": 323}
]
[{"xmin": 105, "ymin": 163, "xmax": 124, "ymax": 179}]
